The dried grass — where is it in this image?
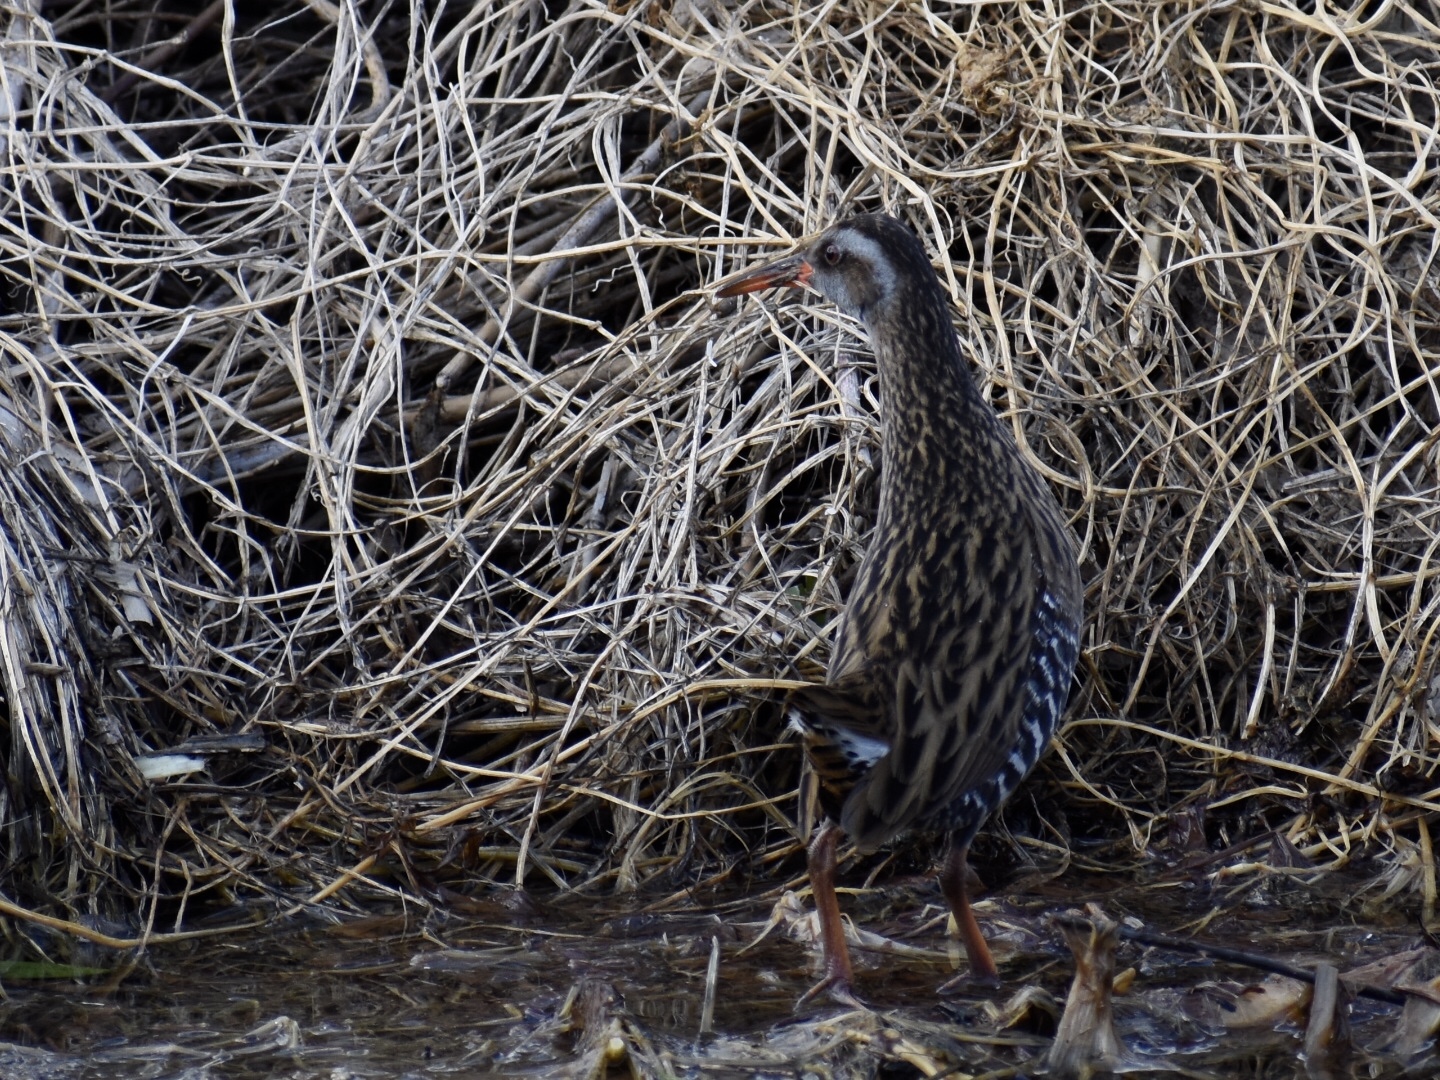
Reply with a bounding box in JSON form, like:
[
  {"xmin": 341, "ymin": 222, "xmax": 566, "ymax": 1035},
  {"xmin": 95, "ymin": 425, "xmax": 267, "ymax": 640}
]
[{"xmin": 2, "ymin": 0, "xmax": 1439, "ymax": 934}]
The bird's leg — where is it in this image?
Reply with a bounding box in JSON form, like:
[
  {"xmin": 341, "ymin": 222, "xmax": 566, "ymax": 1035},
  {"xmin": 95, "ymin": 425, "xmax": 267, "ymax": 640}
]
[
  {"xmin": 797, "ymin": 818, "xmax": 860, "ymax": 1007},
  {"xmin": 940, "ymin": 839, "xmax": 999, "ymax": 983}
]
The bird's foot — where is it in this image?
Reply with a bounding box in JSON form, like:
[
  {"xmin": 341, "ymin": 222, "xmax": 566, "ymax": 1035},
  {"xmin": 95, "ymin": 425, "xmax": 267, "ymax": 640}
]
[{"xmin": 797, "ymin": 971, "xmax": 865, "ymax": 1010}]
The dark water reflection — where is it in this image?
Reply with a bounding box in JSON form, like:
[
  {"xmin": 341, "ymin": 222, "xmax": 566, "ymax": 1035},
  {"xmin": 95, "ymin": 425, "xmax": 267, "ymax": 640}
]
[{"xmin": 0, "ymin": 869, "xmax": 1433, "ymax": 1078}]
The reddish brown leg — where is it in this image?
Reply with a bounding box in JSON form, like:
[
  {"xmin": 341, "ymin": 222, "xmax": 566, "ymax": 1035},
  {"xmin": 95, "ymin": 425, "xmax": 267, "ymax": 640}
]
[
  {"xmin": 939, "ymin": 840, "xmax": 999, "ymax": 983},
  {"xmin": 798, "ymin": 818, "xmax": 860, "ymax": 1007}
]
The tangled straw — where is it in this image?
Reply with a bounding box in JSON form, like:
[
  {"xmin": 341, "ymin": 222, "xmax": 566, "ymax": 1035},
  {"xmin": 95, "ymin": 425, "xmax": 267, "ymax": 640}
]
[{"xmin": 1, "ymin": 0, "xmax": 1438, "ymax": 933}]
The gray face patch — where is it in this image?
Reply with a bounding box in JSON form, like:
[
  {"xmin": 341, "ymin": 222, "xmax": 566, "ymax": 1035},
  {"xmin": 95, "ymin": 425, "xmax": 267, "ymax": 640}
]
[
  {"xmin": 809, "ymin": 226, "xmax": 898, "ymax": 318},
  {"xmin": 838, "ymin": 229, "xmax": 895, "ymax": 291}
]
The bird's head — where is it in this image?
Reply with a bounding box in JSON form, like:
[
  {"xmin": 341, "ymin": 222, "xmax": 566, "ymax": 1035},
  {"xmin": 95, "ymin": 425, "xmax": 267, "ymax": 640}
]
[{"xmin": 717, "ymin": 213, "xmax": 942, "ymax": 323}]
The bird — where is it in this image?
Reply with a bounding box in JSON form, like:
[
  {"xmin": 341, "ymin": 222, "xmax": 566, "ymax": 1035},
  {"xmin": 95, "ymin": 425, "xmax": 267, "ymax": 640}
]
[{"xmin": 717, "ymin": 213, "xmax": 1083, "ymax": 1004}]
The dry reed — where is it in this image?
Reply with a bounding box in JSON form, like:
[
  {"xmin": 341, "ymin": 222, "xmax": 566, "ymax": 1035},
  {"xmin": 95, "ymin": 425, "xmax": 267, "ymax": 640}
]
[{"xmin": 1, "ymin": 0, "xmax": 1438, "ymax": 937}]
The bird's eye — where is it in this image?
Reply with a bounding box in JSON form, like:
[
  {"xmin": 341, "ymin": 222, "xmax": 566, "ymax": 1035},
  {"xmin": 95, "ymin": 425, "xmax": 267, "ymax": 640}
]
[{"xmin": 822, "ymin": 243, "xmax": 843, "ymax": 266}]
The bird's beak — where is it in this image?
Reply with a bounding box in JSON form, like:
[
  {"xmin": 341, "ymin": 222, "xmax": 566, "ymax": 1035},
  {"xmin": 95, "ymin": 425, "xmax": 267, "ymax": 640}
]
[{"xmin": 716, "ymin": 253, "xmax": 813, "ymax": 297}]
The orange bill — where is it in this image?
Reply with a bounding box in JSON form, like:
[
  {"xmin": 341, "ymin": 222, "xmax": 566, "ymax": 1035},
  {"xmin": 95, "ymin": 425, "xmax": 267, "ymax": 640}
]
[{"xmin": 716, "ymin": 253, "xmax": 813, "ymax": 297}]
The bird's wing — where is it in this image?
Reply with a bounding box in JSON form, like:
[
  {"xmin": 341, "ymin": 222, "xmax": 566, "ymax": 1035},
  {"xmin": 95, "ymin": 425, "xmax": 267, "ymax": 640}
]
[{"xmin": 839, "ymin": 544, "xmax": 1043, "ymax": 853}]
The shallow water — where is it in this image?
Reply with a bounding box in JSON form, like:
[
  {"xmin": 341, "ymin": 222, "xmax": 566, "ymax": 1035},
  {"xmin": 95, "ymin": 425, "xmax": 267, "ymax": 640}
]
[{"xmin": 0, "ymin": 868, "xmax": 1432, "ymax": 1078}]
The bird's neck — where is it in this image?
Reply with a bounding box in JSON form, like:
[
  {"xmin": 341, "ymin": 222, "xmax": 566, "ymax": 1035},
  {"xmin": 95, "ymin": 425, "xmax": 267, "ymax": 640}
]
[{"xmin": 865, "ymin": 303, "xmax": 1001, "ymax": 479}]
